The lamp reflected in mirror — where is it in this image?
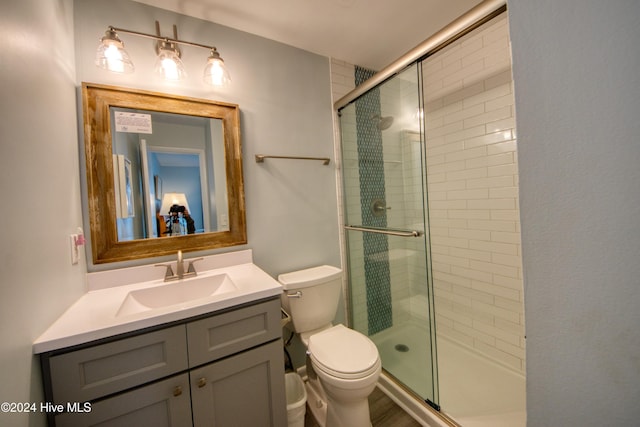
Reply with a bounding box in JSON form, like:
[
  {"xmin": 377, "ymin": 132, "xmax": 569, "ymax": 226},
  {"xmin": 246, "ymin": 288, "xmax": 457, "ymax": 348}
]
[{"xmin": 159, "ymin": 193, "xmax": 195, "ymax": 236}]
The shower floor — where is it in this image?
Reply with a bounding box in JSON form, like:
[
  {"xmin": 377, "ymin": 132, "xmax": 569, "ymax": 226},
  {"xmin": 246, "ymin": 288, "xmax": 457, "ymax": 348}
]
[
  {"xmin": 371, "ymin": 322, "xmax": 434, "ymax": 400},
  {"xmin": 372, "ymin": 322, "xmax": 526, "ymax": 427}
]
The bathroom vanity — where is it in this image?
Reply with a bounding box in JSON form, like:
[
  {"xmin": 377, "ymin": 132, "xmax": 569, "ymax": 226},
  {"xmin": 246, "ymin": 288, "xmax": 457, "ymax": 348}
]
[
  {"xmin": 34, "ymin": 250, "xmax": 287, "ymax": 427},
  {"xmin": 38, "ymin": 84, "xmax": 287, "ymax": 426}
]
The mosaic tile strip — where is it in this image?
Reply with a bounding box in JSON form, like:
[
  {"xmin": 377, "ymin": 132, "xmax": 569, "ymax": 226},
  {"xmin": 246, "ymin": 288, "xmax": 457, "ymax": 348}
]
[{"xmin": 354, "ymin": 66, "xmax": 392, "ymax": 335}]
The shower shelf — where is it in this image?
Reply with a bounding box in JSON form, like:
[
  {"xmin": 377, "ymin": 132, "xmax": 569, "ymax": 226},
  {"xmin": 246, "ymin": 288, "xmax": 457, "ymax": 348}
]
[{"xmin": 255, "ymin": 154, "xmax": 330, "ymax": 165}]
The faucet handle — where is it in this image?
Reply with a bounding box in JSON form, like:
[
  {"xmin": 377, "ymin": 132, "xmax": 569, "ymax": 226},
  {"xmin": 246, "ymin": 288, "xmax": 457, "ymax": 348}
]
[
  {"xmin": 155, "ymin": 263, "xmax": 175, "ymax": 280},
  {"xmin": 186, "ymin": 258, "xmax": 204, "ymax": 274}
]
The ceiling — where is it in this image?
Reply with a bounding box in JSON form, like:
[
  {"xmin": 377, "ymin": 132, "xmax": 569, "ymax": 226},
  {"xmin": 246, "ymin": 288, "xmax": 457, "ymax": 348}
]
[{"xmin": 133, "ymin": 0, "xmax": 484, "ymax": 70}]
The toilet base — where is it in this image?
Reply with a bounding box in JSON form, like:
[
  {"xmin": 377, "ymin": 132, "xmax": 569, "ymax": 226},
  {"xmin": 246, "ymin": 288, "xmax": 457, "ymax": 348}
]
[
  {"xmin": 325, "ymin": 394, "xmax": 373, "ymax": 427},
  {"xmin": 303, "ymin": 376, "xmax": 373, "ymax": 427},
  {"xmin": 304, "ymin": 378, "xmax": 327, "ymax": 427}
]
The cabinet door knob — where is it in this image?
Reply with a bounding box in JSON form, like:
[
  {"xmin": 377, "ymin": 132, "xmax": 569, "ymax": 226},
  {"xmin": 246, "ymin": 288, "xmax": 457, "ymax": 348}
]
[
  {"xmin": 197, "ymin": 377, "xmax": 207, "ymax": 388},
  {"xmin": 173, "ymin": 386, "xmax": 182, "ymax": 397}
]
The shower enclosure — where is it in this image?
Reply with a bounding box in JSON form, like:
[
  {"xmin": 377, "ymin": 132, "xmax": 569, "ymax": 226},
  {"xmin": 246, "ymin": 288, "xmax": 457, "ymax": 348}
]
[
  {"xmin": 340, "ymin": 63, "xmax": 439, "ymax": 408},
  {"xmin": 337, "ymin": 4, "xmax": 526, "ymax": 426}
]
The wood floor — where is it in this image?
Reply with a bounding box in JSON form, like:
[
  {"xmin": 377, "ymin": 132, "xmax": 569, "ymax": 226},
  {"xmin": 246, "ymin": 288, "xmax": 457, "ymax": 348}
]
[{"xmin": 304, "ymin": 387, "xmax": 421, "ymax": 427}]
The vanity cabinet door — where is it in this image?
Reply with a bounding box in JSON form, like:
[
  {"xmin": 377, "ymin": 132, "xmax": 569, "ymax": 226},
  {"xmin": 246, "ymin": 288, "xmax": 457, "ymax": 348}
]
[
  {"xmin": 186, "ymin": 298, "xmax": 281, "ymax": 367},
  {"xmin": 54, "ymin": 373, "xmax": 192, "ymax": 427},
  {"xmin": 190, "ymin": 339, "xmax": 287, "ymax": 427},
  {"xmin": 48, "ymin": 325, "xmax": 188, "ymax": 403}
]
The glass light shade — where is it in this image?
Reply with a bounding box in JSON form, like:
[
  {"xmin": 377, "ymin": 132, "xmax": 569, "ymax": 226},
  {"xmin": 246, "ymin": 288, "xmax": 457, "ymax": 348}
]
[
  {"xmin": 203, "ymin": 49, "xmax": 231, "ymax": 86},
  {"xmin": 95, "ymin": 30, "xmax": 134, "ymax": 73},
  {"xmin": 154, "ymin": 45, "xmax": 186, "ymax": 81}
]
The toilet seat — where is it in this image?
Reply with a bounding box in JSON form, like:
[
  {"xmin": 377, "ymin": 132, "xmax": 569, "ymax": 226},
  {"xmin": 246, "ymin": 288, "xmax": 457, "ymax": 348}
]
[{"xmin": 308, "ymin": 324, "xmax": 380, "ymax": 380}]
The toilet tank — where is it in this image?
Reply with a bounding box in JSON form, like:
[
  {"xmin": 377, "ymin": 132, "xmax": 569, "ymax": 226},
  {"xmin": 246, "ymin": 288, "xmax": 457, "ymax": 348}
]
[{"xmin": 278, "ymin": 265, "xmax": 342, "ymax": 334}]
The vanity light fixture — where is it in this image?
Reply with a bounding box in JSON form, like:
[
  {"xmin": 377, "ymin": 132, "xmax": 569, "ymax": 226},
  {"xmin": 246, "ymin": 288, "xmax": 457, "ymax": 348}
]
[{"xmin": 95, "ymin": 21, "xmax": 231, "ymax": 86}]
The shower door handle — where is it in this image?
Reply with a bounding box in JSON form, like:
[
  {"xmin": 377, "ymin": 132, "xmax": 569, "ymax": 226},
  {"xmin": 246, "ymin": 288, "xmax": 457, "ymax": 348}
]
[{"xmin": 345, "ymin": 225, "xmax": 423, "ymax": 237}]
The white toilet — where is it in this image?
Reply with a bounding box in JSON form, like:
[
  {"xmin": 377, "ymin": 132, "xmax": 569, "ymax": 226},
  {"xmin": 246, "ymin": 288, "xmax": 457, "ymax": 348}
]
[{"xmin": 279, "ymin": 265, "xmax": 381, "ymax": 427}]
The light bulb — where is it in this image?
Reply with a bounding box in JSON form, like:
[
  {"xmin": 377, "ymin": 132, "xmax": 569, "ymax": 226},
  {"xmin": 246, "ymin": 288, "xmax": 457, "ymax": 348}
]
[
  {"xmin": 203, "ymin": 49, "xmax": 231, "ymax": 86},
  {"xmin": 154, "ymin": 45, "xmax": 186, "ymax": 81},
  {"xmin": 95, "ymin": 29, "xmax": 134, "ymax": 73}
]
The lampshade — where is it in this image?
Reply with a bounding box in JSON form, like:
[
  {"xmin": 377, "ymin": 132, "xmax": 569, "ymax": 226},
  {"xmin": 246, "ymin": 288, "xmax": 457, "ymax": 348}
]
[
  {"xmin": 203, "ymin": 48, "xmax": 231, "ymax": 86},
  {"xmin": 154, "ymin": 43, "xmax": 186, "ymax": 81},
  {"xmin": 95, "ymin": 29, "xmax": 134, "ymax": 73},
  {"xmin": 160, "ymin": 193, "xmax": 191, "ymax": 216}
]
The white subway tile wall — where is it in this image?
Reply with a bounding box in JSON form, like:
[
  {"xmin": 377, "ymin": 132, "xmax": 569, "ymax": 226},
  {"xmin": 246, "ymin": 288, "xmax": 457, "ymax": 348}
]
[
  {"xmin": 423, "ymin": 15, "xmax": 525, "ymax": 374},
  {"xmin": 330, "ymin": 59, "xmax": 356, "ymax": 104}
]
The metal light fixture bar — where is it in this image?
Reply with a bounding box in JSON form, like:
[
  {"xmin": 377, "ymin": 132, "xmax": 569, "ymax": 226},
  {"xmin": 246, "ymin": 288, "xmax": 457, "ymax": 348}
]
[{"xmin": 106, "ymin": 23, "xmax": 218, "ymax": 53}]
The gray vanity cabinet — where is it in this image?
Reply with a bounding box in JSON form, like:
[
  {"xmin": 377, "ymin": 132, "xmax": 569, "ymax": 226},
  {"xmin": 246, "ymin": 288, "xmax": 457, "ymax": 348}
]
[
  {"xmin": 55, "ymin": 374, "xmax": 192, "ymax": 427},
  {"xmin": 47, "ymin": 325, "xmax": 189, "ymax": 405},
  {"xmin": 40, "ymin": 297, "xmax": 286, "ymax": 427},
  {"xmin": 190, "ymin": 340, "xmax": 285, "ymax": 426}
]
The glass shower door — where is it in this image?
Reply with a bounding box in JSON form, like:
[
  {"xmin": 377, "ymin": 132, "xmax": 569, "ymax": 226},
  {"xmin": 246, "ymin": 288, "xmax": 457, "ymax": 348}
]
[{"xmin": 339, "ymin": 64, "xmax": 438, "ymax": 408}]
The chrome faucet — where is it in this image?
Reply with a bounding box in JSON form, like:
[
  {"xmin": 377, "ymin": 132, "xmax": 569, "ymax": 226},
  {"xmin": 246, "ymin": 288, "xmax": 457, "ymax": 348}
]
[{"xmin": 155, "ymin": 250, "xmax": 203, "ymax": 282}]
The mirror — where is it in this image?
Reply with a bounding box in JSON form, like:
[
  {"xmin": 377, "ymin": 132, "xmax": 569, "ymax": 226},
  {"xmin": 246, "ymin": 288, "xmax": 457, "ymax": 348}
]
[
  {"xmin": 110, "ymin": 108, "xmax": 228, "ymax": 240},
  {"xmin": 83, "ymin": 83, "xmax": 246, "ymax": 264}
]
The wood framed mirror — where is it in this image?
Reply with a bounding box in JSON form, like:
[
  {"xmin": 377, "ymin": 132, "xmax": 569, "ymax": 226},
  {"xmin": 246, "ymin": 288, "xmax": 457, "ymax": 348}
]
[{"xmin": 83, "ymin": 83, "xmax": 246, "ymax": 264}]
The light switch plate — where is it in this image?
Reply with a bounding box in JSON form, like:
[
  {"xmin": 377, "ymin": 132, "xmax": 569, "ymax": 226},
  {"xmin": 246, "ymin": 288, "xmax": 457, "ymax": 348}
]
[{"xmin": 70, "ymin": 234, "xmax": 79, "ymax": 265}]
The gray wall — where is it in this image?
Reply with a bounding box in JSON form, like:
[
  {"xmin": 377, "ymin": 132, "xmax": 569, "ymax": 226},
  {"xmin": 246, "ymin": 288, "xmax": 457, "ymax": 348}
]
[
  {"xmin": 0, "ymin": 1, "xmax": 85, "ymax": 426},
  {"xmin": 0, "ymin": 1, "xmax": 338, "ymax": 426},
  {"xmin": 509, "ymin": 1, "xmax": 640, "ymax": 425}
]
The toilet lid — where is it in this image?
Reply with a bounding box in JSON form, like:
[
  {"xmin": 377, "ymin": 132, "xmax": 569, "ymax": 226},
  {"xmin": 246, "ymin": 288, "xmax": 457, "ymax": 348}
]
[{"xmin": 308, "ymin": 324, "xmax": 380, "ymax": 379}]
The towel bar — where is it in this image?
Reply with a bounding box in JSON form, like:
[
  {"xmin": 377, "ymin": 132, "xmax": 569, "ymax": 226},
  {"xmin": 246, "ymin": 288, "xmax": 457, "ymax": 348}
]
[{"xmin": 255, "ymin": 154, "xmax": 330, "ymax": 165}]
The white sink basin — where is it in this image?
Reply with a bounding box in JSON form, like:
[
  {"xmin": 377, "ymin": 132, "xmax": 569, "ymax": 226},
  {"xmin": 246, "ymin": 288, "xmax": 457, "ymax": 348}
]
[{"xmin": 117, "ymin": 273, "xmax": 237, "ymax": 317}]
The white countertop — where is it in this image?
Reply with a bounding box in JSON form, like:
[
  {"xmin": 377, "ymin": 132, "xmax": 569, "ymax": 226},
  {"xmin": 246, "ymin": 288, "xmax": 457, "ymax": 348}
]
[{"xmin": 33, "ymin": 250, "xmax": 283, "ymax": 354}]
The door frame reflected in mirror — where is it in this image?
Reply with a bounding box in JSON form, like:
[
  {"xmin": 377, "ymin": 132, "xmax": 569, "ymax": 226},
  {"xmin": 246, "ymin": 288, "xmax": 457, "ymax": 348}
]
[
  {"xmin": 145, "ymin": 146, "xmax": 210, "ymax": 237},
  {"xmin": 82, "ymin": 83, "xmax": 246, "ymax": 264}
]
